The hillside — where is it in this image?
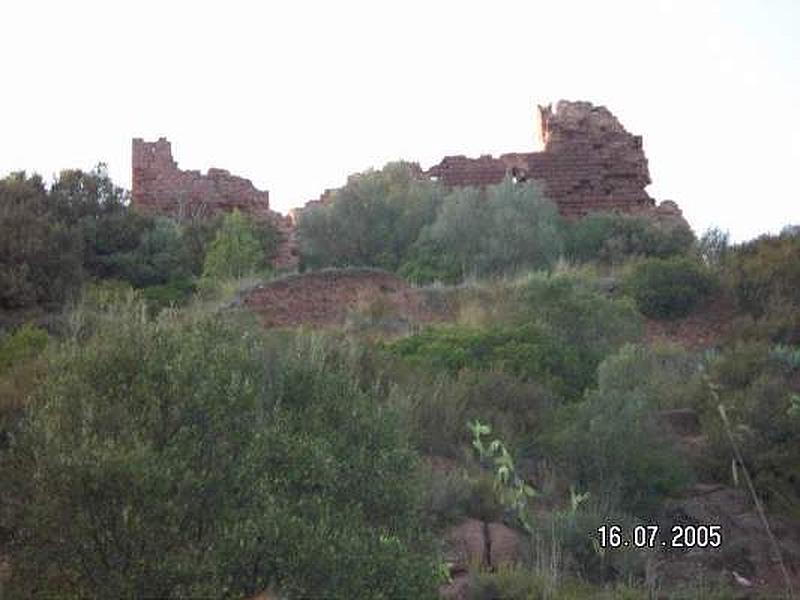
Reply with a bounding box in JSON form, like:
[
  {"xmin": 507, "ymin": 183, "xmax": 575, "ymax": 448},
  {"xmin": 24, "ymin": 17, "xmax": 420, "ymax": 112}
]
[{"xmin": 2, "ymin": 102, "xmax": 800, "ymax": 598}]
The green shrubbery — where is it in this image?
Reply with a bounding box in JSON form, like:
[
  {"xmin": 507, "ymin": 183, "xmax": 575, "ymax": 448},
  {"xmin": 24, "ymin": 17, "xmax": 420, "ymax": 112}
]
[
  {"xmin": 0, "ymin": 322, "xmax": 48, "ymax": 375},
  {"xmin": 387, "ymin": 272, "xmax": 642, "ymax": 403},
  {"xmin": 402, "ymin": 179, "xmax": 564, "ymax": 282},
  {"xmin": 0, "ymin": 168, "xmax": 281, "ymax": 315},
  {"xmin": 625, "ymin": 256, "xmax": 716, "ymax": 319},
  {"xmin": 0, "ymin": 172, "xmax": 85, "ymax": 309},
  {"xmin": 386, "ymin": 323, "xmax": 583, "ymax": 398},
  {"xmin": 722, "ymin": 232, "xmax": 800, "ymax": 343},
  {"xmin": 705, "ymin": 343, "xmax": 800, "ymax": 514},
  {"xmin": 1, "ymin": 306, "xmax": 438, "ymax": 598},
  {"xmin": 298, "ymin": 162, "xmax": 444, "ymax": 271},
  {"xmin": 726, "ymin": 233, "xmax": 800, "ymax": 316},
  {"xmin": 564, "ymin": 212, "xmax": 694, "ymax": 265},
  {"xmin": 202, "ymin": 210, "xmax": 269, "ymax": 280},
  {"xmin": 545, "ymin": 344, "xmax": 695, "ymax": 515}
]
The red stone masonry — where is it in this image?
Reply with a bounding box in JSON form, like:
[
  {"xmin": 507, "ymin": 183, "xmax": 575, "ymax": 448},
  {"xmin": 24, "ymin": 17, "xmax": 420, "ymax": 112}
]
[
  {"xmin": 425, "ymin": 100, "xmax": 658, "ymax": 218},
  {"xmin": 293, "ymin": 100, "xmax": 687, "ymax": 229},
  {"xmin": 131, "ymin": 138, "xmax": 298, "ymax": 269},
  {"xmin": 132, "ymin": 138, "xmax": 273, "ymax": 219},
  {"xmin": 132, "ymin": 99, "xmax": 688, "ymax": 274}
]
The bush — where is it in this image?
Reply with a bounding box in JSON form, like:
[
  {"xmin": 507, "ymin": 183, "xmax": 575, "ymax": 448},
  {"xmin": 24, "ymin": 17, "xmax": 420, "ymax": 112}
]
[
  {"xmin": 726, "ymin": 234, "xmax": 800, "ymax": 328},
  {"xmin": 545, "ymin": 345, "xmax": 694, "ymax": 515},
  {"xmin": 2, "ymin": 308, "xmax": 438, "ymax": 598},
  {"xmin": 564, "ymin": 211, "xmax": 694, "ymax": 265},
  {"xmin": 386, "ymin": 323, "xmax": 582, "ymax": 398},
  {"xmin": 513, "ymin": 273, "xmax": 643, "ymax": 394},
  {"xmin": 0, "ymin": 323, "xmax": 48, "ymax": 375},
  {"xmin": 202, "ymin": 210, "xmax": 268, "ymax": 279},
  {"xmin": 704, "ymin": 344, "xmax": 800, "ymax": 514},
  {"xmin": 591, "ymin": 343, "xmax": 707, "ymax": 411},
  {"xmin": 298, "ymin": 162, "xmax": 444, "ymax": 271},
  {"xmin": 140, "ymin": 278, "xmax": 196, "ymax": 313},
  {"xmin": 403, "ymin": 178, "xmax": 563, "ymax": 282},
  {"xmin": 697, "ymin": 227, "xmax": 730, "ymax": 268},
  {"xmin": 0, "ymin": 172, "xmax": 85, "ymax": 309},
  {"xmin": 625, "ymin": 257, "xmax": 716, "ymax": 319}
]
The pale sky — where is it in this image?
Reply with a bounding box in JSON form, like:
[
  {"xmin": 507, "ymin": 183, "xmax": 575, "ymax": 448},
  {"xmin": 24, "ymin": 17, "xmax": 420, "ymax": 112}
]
[{"xmin": 2, "ymin": 0, "xmax": 798, "ymax": 242}]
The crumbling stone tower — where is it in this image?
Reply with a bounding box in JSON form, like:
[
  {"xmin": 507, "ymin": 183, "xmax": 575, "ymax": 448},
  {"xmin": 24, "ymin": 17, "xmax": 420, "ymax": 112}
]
[
  {"xmin": 424, "ymin": 100, "xmax": 684, "ymax": 225},
  {"xmin": 131, "ymin": 138, "xmax": 298, "ymax": 268},
  {"xmin": 132, "ymin": 138, "xmax": 272, "ymax": 219}
]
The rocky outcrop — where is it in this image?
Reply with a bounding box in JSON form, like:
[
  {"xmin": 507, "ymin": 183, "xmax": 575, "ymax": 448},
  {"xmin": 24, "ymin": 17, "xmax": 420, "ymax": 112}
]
[{"xmin": 440, "ymin": 518, "xmax": 525, "ymax": 599}]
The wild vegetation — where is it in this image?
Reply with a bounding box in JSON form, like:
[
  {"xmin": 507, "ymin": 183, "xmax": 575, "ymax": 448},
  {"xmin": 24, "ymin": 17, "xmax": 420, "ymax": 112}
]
[{"xmin": 1, "ymin": 162, "xmax": 799, "ymax": 598}]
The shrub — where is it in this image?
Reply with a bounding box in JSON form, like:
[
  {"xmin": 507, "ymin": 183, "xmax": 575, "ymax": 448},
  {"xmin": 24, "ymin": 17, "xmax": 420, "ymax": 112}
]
[
  {"xmin": 592, "ymin": 343, "xmax": 707, "ymax": 411},
  {"xmin": 0, "ymin": 172, "xmax": 85, "ymax": 309},
  {"xmin": 724, "ymin": 233, "xmax": 800, "ymax": 342},
  {"xmin": 704, "ymin": 344, "xmax": 800, "ymax": 514},
  {"xmin": 513, "ymin": 273, "xmax": 643, "ymax": 394},
  {"xmin": 0, "ymin": 323, "xmax": 48, "ymax": 375},
  {"xmin": 202, "ymin": 210, "xmax": 267, "ymax": 280},
  {"xmin": 140, "ymin": 278, "xmax": 196, "ymax": 313},
  {"xmin": 697, "ymin": 226, "xmax": 731, "ymax": 268},
  {"xmin": 545, "ymin": 345, "xmax": 693, "ymax": 515},
  {"xmin": 0, "ymin": 323, "xmax": 49, "ymax": 452},
  {"xmin": 625, "ymin": 256, "xmax": 716, "ymax": 320},
  {"xmin": 2, "ymin": 308, "xmax": 438, "ymax": 598},
  {"xmin": 404, "ymin": 178, "xmax": 564, "ymax": 282},
  {"xmin": 564, "ymin": 211, "xmax": 694, "ymax": 265},
  {"xmin": 298, "ymin": 162, "xmax": 444, "ymax": 271},
  {"xmin": 386, "ymin": 323, "xmax": 582, "ymax": 398}
]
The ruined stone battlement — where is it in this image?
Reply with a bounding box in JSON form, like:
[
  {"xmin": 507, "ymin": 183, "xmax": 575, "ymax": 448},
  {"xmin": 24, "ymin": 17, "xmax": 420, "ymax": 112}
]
[
  {"xmin": 425, "ymin": 100, "xmax": 658, "ymax": 218},
  {"xmin": 132, "ymin": 138, "xmax": 272, "ymax": 220},
  {"xmin": 132, "ymin": 138, "xmax": 299, "ymax": 269},
  {"xmin": 132, "ymin": 100, "xmax": 687, "ymax": 273}
]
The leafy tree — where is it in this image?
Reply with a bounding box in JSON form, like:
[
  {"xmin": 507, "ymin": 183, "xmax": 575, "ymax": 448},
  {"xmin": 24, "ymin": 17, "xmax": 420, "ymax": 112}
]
[
  {"xmin": 403, "ymin": 178, "xmax": 563, "ymax": 282},
  {"xmin": 297, "ymin": 162, "xmax": 444, "ymax": 270},
  {"xmin": 513, "ymin": 273, "xmax": 643, "ymax": 394},
  {"xmin": 2, "ymin": 308, "xmax": 438, "ymax": 598},
  {"xmin": 564, "ymin": 211, "xmax": 694, "ymax": 265},
  {"xmin": 547, "ymin": 344, "xmax": 694, "ymax": 515},
  {"xmin": 48, "ymin": 164, "xmax": 128, "ymax": 226},
  {"xmin": 697, "ymin": 226, "xmax": 730, "ymax": 268},
  {"xmin": 0, "ymin": 172, "xmax": 84, "ymax": 309},
  {"xmin": 202, "ymin": 210, "xmax": 266, "ymax": 279}
]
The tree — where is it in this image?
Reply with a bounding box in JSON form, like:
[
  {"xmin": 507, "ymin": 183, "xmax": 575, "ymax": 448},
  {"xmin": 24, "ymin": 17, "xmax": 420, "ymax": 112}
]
[
  {"xmin": 297, "ymin": 162, "xmax": 444, "ymax": 270},
  {"xmin": 0, "ymin": 172, "xmax": 84, "ymax": 309},
  {"xmin": 1, "ymin": 308, "xmax": 438, "ymax": 597},
  {"xmin": 403, "ymin": 177, "xmax": 564, "ymax": 282},
  {"xmin": 202, "ymin": 210, "xmax": 266, "ymax": 279}
]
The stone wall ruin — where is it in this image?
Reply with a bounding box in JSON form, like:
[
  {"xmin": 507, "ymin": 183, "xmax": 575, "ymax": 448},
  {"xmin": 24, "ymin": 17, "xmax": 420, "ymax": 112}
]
[
  {"xmin": 132, "ymin": 100, "xmax": 688, "ymax": 273},
  {"xmin": 424, "ymin": 100, "xmax": 679, "ymax": 221},
  {"xmin": 131, "ymin": 138, "xmax": 298, "ymax": 268}
]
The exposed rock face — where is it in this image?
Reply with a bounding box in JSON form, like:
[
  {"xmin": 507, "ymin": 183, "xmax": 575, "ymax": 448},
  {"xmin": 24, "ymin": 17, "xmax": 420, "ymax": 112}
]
[
  {"xmin": 131, "ymin": 138, "xmax": 299, "ymax": 269},
  {"xmin": 425, "ymin": 100, "xmax": 687, "ymax": 227},
  {"xmin": 440, "ymin": 518, "xmax": 525, "ymax": 599}
]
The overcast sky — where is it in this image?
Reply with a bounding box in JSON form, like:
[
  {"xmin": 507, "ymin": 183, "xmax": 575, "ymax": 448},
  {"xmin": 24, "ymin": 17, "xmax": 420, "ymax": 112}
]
[{"xmin": 2, "ymin": 0, "xmax": 798, "ymax": 241}]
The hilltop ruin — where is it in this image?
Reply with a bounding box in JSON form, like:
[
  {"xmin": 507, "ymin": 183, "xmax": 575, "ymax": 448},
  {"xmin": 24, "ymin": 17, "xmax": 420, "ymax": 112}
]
[
  {"xmin": 131, "ymin": 100, "xmax": 687, "ymax": 270},
  {"xmin": 131, "ymin": 137, "xmax": 297, "ymax": 268},
  {"xmin": 295, "ymin": 100, "xmax": 686, "ymax": 226}
]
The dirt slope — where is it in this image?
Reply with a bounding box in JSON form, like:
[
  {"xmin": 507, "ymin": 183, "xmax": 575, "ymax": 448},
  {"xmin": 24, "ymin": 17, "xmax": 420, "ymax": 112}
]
[{"xmin": 242, "ymin": 268, "xmax": 435, "ymax": 329}]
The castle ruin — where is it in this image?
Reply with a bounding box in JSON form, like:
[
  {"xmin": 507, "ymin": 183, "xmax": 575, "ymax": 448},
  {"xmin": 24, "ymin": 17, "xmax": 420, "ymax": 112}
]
[{"xmin": 131, "ymin": 100, "xmax": 687, "ymax": 271}]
